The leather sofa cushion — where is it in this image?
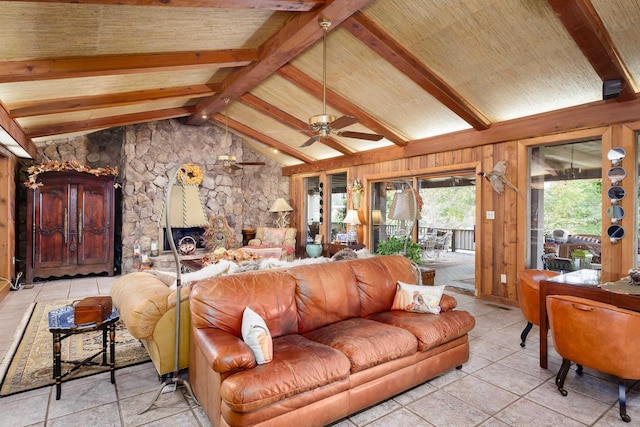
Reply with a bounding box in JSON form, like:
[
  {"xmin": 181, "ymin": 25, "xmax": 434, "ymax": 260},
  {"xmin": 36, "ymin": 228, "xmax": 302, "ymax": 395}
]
[
  {"xmin": 368, "ymin": 310, "xmax": 475, "ymax": 352},
  {"xmin": 303, "ymin": 318, "xmax": 417, "ymax": 373},
  {"xmin": 190, "ymin": 270, "xmax": 299, "ymax": 337},
  {"xmin": 291, "ymin": 261, "xmax": 361, "ymax": 333},
  {"xmin": 220, "ymin": 334, "xmax": 350, "ymax": 413},
  {"xmin": 348, "ymin": 256, "xmax": 418, "ymax": 317}
]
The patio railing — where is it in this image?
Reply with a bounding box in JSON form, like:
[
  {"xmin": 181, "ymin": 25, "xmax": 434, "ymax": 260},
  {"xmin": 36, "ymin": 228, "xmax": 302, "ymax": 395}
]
[{"xmin": 381, "ymin": 225, "xmax": 475, "ymax": 252}]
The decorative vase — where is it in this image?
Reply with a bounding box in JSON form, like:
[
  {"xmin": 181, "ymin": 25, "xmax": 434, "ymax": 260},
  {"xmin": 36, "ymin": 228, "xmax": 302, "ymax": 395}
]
[
  {"xmin": 306, "ymin": 243, "xmax": 323, "ymax": 258},
  {"xmin": 352, "ymin": 192, "xmax": 361, "ymax": 209}
]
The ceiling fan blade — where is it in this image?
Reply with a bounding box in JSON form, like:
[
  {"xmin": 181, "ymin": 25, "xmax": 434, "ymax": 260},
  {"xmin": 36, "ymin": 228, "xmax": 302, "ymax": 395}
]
[
  {"xmin": 301, "ymin": 135, "xmax": 321, "ymax": 147},
  {"xmin": 330, "ymin": 115, "xmax": 358, "ymax": 130},
  {"xmin": 337, "ymin": 131, "xmax": 384, "ymax": 141},
  {"xmin": 237, "ymin": 161, "xmax": 266, "ymax": 166}
]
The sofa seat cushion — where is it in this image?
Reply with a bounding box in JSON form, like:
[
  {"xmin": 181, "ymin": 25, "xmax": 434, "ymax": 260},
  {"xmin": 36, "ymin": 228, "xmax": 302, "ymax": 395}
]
[
  {"xmin": 303, "ymin": 318, "xmax": 417, "ymax": 373},
  {"xmin": 220, "ymin": 334, "xmax": 350, "ymax": 413},
  {"xmin": 368, "ymin": 310, "xmax": 475, "ymax": 352}
]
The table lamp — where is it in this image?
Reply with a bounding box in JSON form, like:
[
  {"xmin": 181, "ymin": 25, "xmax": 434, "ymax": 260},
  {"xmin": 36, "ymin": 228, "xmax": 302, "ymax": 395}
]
[
  {"xmin": 343, "ymin": 209, "xmax": 361, "ymax": 244},
  {"xmin": 269, "ymin": 198, "xmax": 293, "ymax": 228}
]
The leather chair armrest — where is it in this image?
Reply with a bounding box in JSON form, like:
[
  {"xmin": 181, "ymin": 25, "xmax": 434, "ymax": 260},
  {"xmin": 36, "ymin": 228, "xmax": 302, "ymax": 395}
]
[{"xmin": 192, "ymin": 328, "xmax": 257, "ymax": 373}]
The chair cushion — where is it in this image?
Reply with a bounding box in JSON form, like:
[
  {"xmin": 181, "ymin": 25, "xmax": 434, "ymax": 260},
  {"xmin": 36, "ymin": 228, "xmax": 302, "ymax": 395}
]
[
  {"xmin": 303, "ymin": 318, "xmax": 417, "ymax": 373},
  {"xmin": 263, "ymin": 227, "xmax": 286, "ymax": 245},
  {"xmin": 368, "ymin": 310, "xmax": 475, "ymax": 352},
  {"xmin": 220, "ymin": 334, "xmax": 350, "ymax": 413}
]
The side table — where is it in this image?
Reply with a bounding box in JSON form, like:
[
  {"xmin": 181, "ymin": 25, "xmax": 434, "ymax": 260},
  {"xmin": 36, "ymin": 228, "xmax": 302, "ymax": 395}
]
[{"xmin": 48, "ymin": 304, "xmax": 119, "ymax": 400}]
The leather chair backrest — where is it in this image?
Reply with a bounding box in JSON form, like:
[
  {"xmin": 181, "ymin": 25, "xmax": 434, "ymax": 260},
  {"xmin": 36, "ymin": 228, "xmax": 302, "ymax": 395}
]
[
  {"xmin": 517, "ymin": 269, "xmax": 558, "ymax": 325},
  {"xmin": 546, "ymin": 295, "xmax": 640, "ymax": 379}
]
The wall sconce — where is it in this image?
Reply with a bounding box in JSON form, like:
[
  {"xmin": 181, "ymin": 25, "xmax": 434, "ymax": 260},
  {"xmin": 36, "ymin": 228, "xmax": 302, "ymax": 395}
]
[{"xmin": 269, "ymin": 198, "xmax": 293, "ymax": 228}]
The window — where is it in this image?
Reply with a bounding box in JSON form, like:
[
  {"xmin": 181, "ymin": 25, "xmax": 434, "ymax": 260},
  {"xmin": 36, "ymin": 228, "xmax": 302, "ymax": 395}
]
[
  {"xmin": 529, "ymin": 139, "xmax": 602, "ymax": 270},
  {"xmin": 304, "ymin": 176, "xmax": 321, "ymax": 244},
  {"xmin": 328, "ymin": 172, "xmax": 347, "ymax": 243}
]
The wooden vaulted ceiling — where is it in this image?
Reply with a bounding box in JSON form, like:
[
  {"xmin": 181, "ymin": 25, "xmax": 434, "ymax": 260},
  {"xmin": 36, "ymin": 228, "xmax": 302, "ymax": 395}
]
[{"xmin": 1, "ymin": 0, "xmax": 639, "ymax": 175}]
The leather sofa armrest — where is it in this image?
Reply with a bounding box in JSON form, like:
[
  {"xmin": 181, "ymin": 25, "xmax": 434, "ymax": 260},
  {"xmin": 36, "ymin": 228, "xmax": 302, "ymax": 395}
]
[
  {"xmin": 193, "ymin": 328, "xmax": 257, "ymax": 373},
  {"xmin": 439, "ymin": 294, "xmax": 458, "ymax": 312}
]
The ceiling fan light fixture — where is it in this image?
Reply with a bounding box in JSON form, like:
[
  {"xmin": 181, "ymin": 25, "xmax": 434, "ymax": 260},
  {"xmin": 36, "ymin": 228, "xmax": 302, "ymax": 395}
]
[{"xmin": 309, "ymin": 114, "xmax": 336, "ymax": 129}]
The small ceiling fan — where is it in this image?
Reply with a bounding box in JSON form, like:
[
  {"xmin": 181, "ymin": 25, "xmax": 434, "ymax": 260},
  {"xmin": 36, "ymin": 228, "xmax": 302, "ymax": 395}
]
[
  {"xmin": 217, "ymin": 98, "xmax": 266, "ymax": 170},
  {"xmin": 302, "ymin": 18, "xmax": 383, "ymax": 148}
]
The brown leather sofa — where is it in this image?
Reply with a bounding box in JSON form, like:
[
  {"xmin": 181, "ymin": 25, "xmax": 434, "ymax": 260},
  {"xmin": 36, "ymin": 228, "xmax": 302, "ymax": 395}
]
[{"xmin": 189, "ymin": 255, "xmax": 475, "ymax": 427}]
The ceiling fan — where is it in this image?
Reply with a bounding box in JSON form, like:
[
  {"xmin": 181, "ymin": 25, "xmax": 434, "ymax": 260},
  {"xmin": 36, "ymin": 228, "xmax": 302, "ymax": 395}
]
[
  {"xmin": 217, "ymin": 98, "xmax": 266, "ymax": 170},
  {"xmin": 301, "ymin": 18, "xmax": 384, "ymax": 148}
]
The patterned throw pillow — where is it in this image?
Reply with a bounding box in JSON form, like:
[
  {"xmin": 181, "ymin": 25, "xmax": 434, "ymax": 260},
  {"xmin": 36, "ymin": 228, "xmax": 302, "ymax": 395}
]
[
  {"xmin": 391, "ymin": 281, "xmax": 445, "ymax": 314},
  {"xmin": 241, "ymin": 307, "xmax": 273, "ymax": 364},
  {"xmin": 263, "ymin": 227, "xmax": 286, "ymax": 246}
]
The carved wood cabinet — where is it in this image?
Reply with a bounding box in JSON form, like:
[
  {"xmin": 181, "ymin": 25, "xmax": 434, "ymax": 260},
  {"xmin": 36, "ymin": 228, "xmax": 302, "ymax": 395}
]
[{"xmin": 26, "ymin": 171, "xmax": 115, "ymax": 283}]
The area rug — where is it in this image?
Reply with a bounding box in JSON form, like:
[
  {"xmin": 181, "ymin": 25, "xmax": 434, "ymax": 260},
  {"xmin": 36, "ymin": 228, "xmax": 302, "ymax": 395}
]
[{"xmin": 0, "ymin": 299, "xmax": 150, "ymax": 396}]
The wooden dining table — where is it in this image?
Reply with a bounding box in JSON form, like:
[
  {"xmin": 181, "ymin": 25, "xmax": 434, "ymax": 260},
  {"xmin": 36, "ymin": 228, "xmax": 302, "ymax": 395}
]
[{"xmin": 539, "ymin": 269, "xmax": 640, "ymax": 369}]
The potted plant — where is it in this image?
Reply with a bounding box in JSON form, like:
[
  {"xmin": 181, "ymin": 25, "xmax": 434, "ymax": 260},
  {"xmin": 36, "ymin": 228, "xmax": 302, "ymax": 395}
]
[{"xmin": 375, "ymin": 236, "xmax": 422, "ymax": 264}]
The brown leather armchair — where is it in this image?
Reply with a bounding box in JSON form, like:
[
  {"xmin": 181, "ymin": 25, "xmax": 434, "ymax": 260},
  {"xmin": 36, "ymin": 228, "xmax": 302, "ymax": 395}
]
[
  {"xmin": 547, "ymin": 295, "xmax": 640, "ymax": 423},
  {"xmin": 516, "ymin": 269, "xmax": 558, "ymax": 347}
]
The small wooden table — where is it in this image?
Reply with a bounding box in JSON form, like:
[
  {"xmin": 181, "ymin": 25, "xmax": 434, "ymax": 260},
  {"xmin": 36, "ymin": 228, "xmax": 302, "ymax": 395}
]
[
  {"xmin": 48, "ymin": 304, "xmax": 119, "ymax": 399},
  {"xmin": 539, "ymin": 269, "xmax": 640, "ymax": 368}
]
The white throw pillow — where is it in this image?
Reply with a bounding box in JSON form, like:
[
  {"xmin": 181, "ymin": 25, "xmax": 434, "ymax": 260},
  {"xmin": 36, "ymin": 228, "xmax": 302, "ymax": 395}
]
[
  {"xmin": 241, "ymin": 307, "xmax": 273, "ymax": 364},
  {"xmin": 391, "ymin": 282, "xmax": 445, "ymax": 314}
]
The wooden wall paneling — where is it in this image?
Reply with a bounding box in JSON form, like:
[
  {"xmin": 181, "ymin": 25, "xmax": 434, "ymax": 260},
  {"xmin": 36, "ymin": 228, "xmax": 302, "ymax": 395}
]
[
  {"xmin": 516, "ymin": 140, "xmax": 530, "ymax": 275},
  {"xmin": 600, "ymin": 125, "xmax": 636, "ymax": 275},
  {"xmin": 0, "ymin": 152, "xmax": 16, "ymax": 301},
  {"xmin": 503, "ymin": 142, "xmax": 520, "ymax": 301},
  {"xmin": 477, "ymin": 144, "xmax": 495, "ymax": 301}
]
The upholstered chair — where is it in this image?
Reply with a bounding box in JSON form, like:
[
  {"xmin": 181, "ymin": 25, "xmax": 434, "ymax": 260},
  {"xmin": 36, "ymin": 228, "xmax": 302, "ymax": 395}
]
[
  {"xmin": 547, "ymin": 295, "xmax": 640, "ymax": 423},
  {"xmin": 516, "ymin": 269, "xmax": 559, "ymax": 347}
]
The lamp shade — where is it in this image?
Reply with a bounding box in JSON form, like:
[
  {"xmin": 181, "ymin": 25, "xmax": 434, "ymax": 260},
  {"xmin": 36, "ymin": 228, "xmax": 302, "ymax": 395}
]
[
  {"xmin": 159, "ymin": 185, "xmax": 209, "ymax": 228},
  {"xmin": 371, "ymin": 209, "xmax": 383, "ymax": 225},
  {"xmin": 269, "ymin": 198, "xmax": 293, "ymax": 213},
  {"xmin": 388, "ymin": 190, "xmax": 416, "ymax": 221},
  {"xmin": 343, "ymin": 209, "xmax": 361, "ymax": 225}
]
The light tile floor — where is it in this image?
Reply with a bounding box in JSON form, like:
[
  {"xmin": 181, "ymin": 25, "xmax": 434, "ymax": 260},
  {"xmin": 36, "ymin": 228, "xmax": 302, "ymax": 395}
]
[{"xmin": 0, "ymin": 275, "xmax": 638, "ymax": 427}]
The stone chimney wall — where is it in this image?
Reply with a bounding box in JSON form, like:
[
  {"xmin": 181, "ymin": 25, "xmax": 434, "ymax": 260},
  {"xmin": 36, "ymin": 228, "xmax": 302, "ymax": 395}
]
[{"xmin": 22, "ymin": 119, "xmax": 289, "ymax": 274}]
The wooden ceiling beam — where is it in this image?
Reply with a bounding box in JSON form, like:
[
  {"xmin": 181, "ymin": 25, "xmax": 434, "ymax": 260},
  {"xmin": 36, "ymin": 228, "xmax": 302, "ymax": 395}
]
[
  {"xmin": 342, "ymin": 12, "xmax": 491, "ymax": 131},
  {"xmin": 24, "ymin": 106, "xmax": 195, "ymax": 138},
  {"xmin": 0, "ymin": 50, "xmax": 256, "ymax": 83},
  {"xmin": 284, "ymin": 96, "xmax": 640, "ymax": 175},
  {"xmin": 239, "ymin": 93, "xmax": 354, "ymax": 155},
  {"xmin": 185, "ymin": 0, "xmax": 375, "ymax": 125},
  {"xmin": 9, "ymin": 0, "xmax": 324, "ymax": 11},
  {"xmin": 212, "ymin": 113, "xmax": 316, "ymax": 164},
  {"xmin": 277, "ymin": 64, "xmax": 407, "ymax": 146},
  {"xmin": 10, "ymin": 84, "xmax": 219, "ymax": 118},
  {"xmin": 0, "ymin": 104, "xmax": 37, "ymax": 158},
  {"xmin": 547, "ymin": 0, "xmax": 636, "ymax": 100}
]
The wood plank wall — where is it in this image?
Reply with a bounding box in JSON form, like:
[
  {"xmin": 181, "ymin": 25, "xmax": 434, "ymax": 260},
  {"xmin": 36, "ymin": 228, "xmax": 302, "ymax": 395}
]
[
  {"xmin": 0, "ymin": 150, "xmax": 17, "ymax": 301},
  {"xmin": 289, "ymin": 121, "xmax": 640, "ymax": 307}
]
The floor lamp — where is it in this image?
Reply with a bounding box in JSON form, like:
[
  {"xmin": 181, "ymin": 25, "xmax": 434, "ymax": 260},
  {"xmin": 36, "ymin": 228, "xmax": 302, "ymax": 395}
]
[{"xmin": 139, "ymin": 165, "xmax": 200, "ymax": 414}]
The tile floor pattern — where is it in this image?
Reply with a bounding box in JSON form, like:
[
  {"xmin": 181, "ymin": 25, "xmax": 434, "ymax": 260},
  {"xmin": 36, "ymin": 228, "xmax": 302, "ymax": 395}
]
[{"xmin": 0, "ymin": 275, "xmax": 638, "ymax": 427}]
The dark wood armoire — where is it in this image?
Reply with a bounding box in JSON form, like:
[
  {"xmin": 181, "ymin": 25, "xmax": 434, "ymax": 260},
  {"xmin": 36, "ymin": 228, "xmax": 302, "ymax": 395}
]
[{"xmin": 26, "ymin": 171, "xmax": 115, "ymax": 284}]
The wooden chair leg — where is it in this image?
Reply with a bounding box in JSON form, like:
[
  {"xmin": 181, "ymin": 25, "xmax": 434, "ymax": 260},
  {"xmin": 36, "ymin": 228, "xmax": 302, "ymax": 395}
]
[{"xmin": 520, "ymin": 322, "xmax": 533, "ymax": 348}]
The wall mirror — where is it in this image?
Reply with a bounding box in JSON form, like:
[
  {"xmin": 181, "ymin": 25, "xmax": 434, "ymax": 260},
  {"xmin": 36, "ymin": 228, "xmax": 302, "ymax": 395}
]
[
  {"xmin": 607, "ymin": 166, "xmax": 626, "ymax": 184},
  {"xmin": 607, "ymin": 147, "xmax": 626, "ymax": 165},
  {"xmin": 606, "ymin": 205, "xmax": 625, "ymax": 223},
  {"xmin": 607, "ymin": 224, "xmax": 625, "ymax": 242},
  {"xmin": 608, "ymin": 185, "xmax": 626, "ymax": 203}
]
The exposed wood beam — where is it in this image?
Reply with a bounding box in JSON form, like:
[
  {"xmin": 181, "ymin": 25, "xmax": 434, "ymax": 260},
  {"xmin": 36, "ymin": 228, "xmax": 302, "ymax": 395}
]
[
  {"xmin": 9, "ymin": 0, "xmax": 324, "ymax": 10},
  {"xmin": 342, "ymin": 12, "xmax": 491, "ymax": 131},
  {"xmin": 277, "ymin": 64, "xmax": 407, "ymax": 146},
  {"xmin": 284, "ymin": 95, "xmax": 640, "ymax": 175},
  {"xmin": 10, "ymin": 85, "xmax": 218, "ymax": 118},
  {"xmin": 239, "ymin": 92, "xmax": 354, "ymax": 155},
  {"xmin": 24, "ymin": 106, "xmax": 195, "ymax": 138},
  {"xmin": 212, "ymin": 113, "xmax": 316, "ymax": 164},
  {"xmin": 547, "ymin": 0, "xmax": 636, "ymax": 100},
  {"xmin": 185, "ymin": 0, "xmax": 375, "ymax": 125},
  {"xmin": 0, "ymin": 103, "xmax": 37, "ymax": 158},
  {"xmin": 283, "ymin": 144, "xmax": 405, "ymax": 175},
  {"xmin": 0, "ymin": 50, "xmax": 256, "ymax": 83}
]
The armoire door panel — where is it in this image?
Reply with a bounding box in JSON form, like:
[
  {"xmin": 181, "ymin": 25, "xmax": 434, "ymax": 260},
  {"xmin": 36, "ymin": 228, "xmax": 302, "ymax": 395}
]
[
  {"xmin": 78, "ymin": 183, "xmax": 111, "ymax": 265},
  {"xmin": 34, "ymin": 184, "xmax": 70, "ymax": 267}
]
